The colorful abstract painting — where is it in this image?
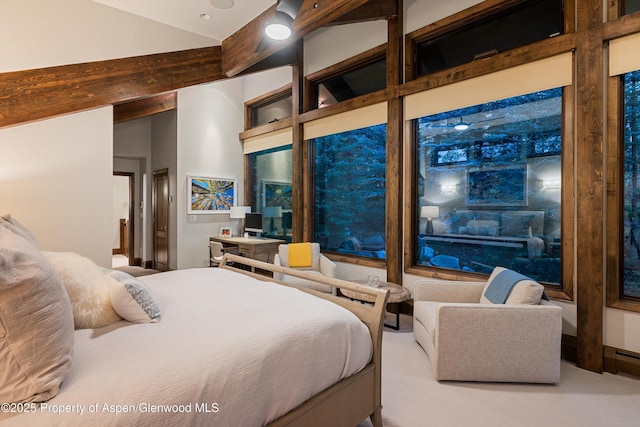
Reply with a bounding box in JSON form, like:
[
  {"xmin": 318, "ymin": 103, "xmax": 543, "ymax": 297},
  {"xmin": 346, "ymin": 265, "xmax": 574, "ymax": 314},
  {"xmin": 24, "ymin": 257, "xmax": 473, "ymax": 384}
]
[{"xmin": 188, "ymin": 176, "xmax": 235, "ymax": 214}]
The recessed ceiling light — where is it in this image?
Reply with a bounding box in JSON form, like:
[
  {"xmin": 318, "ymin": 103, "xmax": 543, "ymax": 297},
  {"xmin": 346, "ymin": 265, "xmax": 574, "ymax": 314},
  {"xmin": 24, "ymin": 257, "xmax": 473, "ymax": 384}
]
[
  {"xmin": 199, "ymin": 13, "xmax": 212, "ymax": 20},
  {"xmin": 209, "ymin": 0, "xmax": 235, "ymax": 9}
]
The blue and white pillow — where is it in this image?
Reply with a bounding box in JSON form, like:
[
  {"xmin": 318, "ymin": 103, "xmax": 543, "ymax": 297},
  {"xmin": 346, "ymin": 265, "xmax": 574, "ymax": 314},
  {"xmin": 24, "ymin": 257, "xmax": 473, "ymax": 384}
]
[{"xmin": 104, "ymin": 269, "xmax": 161, "ymax": 323}]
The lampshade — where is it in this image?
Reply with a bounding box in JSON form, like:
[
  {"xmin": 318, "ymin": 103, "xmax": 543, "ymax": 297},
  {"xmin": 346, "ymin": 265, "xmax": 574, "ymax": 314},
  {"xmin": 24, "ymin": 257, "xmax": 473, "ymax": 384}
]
[
  {"xmin": 263, "ymin": 206, "xmax": 283, "ymax": 218},
  {"xmin": 229, "ymin": 206, "xmax": 251, "ymax": 219},
  {"xmin": 420, "ymin": 205, "xmax": 440, "ymax": 219}
]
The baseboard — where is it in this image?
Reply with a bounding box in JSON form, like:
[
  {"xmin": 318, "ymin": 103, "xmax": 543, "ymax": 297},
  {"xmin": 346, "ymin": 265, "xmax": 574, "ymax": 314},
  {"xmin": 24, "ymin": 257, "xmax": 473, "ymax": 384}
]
[
  {"xmin": 143, "ymin": 260, "xmax": 153, "ymax": 269},
  {"xmin": 132, "ymin": 257, "xmax": 142, "ymax": 267},
  {"xmin": 561, "ymin": 334, "xmax": 640, "ymax": 378},
  {"xmin": 604, "ymin": 346, "xmax": 640, "ymax": 377}
]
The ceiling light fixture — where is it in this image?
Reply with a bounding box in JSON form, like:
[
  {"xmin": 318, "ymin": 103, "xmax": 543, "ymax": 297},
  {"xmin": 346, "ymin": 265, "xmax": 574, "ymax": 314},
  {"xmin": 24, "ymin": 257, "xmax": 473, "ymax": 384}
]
[{"xmin": 265, "ymin": 0, "xmax": 303, "ymax": 41}]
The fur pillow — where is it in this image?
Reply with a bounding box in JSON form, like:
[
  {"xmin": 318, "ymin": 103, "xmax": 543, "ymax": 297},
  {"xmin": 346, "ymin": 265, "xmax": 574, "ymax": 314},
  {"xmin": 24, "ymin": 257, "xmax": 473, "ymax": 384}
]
[{"xmin": 43, "ymin": 252, "xmax": 122, "ymax": 329}]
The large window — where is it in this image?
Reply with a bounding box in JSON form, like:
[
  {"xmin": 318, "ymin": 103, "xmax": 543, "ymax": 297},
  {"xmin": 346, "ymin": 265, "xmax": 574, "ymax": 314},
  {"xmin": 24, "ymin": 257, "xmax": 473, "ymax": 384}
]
[
  {"xmin": 622, "ymin": 70, "xmax": 640, "ymax": 299},
  {"xmin": 314, "ymin": 124, "xmax": 386, "ymax": 258},
  {"xmin": 415, "ymin": 88, "xmax": 563, "ymax": 284},
  {"xmin": 249, "ymin": 145, "xmax": 293, "ymax": 242}
]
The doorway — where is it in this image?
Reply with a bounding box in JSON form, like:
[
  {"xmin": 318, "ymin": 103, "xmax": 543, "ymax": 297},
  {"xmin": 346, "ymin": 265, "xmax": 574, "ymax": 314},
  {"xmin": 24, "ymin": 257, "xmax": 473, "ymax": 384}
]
[
  {"xmin": 153, "ymin": 168, "xmax": 170, "ymax": 272},
  {"xmin": 112, "ymin": 172, "xmax": 135, "ymax": 267}
]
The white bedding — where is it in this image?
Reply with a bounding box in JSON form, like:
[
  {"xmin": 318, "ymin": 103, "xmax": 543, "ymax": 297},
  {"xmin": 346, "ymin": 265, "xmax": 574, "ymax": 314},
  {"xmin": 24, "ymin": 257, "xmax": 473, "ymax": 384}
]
[{"xmin": 1, "ymin": 268, "xmax": 372, "ymax": 426}]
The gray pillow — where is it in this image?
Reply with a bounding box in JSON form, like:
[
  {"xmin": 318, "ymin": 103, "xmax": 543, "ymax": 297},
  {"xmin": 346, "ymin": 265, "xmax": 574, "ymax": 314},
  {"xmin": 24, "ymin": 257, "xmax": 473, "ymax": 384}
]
[
  {"xmin": 501, "ymin": 213, "xmax": 535, "ymax": 237},
  {"xmin": 0, "ymin": 227, "xmax": 74, "ymax": 404}
]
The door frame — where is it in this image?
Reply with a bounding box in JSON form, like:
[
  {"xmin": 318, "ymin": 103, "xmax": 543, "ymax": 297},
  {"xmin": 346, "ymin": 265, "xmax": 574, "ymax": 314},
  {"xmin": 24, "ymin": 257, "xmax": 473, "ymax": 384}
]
[
  {"xmin": 153, "ymin": 168, "xmax": 170, "ymax": 271},
  {"xmin": 113, "ymin": 171, "xmax": 135, "ymax": 266}
]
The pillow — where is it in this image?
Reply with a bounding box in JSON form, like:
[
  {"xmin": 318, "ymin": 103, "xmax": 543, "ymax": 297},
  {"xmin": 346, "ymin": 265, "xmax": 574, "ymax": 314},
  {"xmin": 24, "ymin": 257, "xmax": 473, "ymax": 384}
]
[
  {"xmin": 501, "ymin": 213, "xmax": 535, "ymax": 237},
  {"xmin": 0, "ymin": 227, "xmax": 74, "ymax": 404},
  {"xmin": 449, "ymin": 211, "xmax": 476, "ymax": 233},
  {"xmin": 43, "ymin": 251, "xmax": 122, "ymax": 329},
  {"xmin": 431, "ymin": 219, "xmax": 451, "ymax": 234},
  {"xmin": 480, "ymin": 267, "xmax": 544, "ymax": 305},
  {"xmin": 104, "ymin": 269, "xmax": 161, "ymax": 323},
  {"xmin": 279, "ymin": 243, "xmax": 320, "ymax": 270},
  {"xmin": 0, "ymin": 214, "xmax": 39, "ymax": 247},
  {"xmin": 459, "ymin": 219, "xmax": 500, "ymax": 236},
  {"xmin": 363, "ymin": 235, "xmax": 385, "ymax": 251}
]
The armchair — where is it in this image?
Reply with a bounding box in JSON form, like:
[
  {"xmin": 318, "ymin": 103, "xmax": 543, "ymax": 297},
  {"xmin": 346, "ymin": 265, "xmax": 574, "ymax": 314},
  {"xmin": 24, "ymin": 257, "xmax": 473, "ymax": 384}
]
[
  {"xmin": 273, "ymin": 243, "xmax": 337, "ymax": 295},
  {"xmin": 413, "ymin": 267, "xmax": 562, "ymax": 383}
]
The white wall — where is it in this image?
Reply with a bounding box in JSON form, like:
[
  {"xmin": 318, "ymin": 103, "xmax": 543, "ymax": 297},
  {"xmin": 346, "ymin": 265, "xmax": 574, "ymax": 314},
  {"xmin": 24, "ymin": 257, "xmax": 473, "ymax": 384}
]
[
  {"xmin": 243, "ymin": 67, "xmax": 293, "ymax": 102},
  {"xmin": 0, "ymin": 107, "xmax": 113, "ymax": 267},
  {"xmin": 0, "ymin": 0, "xmax": 214, "ymax": 72},
  {"xmin": 176, "ymin": 80, "xmax": 246, "ymax": 269}
]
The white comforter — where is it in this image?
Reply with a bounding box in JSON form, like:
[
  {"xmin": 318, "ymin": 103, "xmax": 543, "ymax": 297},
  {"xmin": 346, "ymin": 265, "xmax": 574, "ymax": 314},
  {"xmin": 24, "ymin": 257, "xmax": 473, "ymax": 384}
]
[{"xmin": 2, "ymin": 268, "xmax": 372, "ymax": 426}]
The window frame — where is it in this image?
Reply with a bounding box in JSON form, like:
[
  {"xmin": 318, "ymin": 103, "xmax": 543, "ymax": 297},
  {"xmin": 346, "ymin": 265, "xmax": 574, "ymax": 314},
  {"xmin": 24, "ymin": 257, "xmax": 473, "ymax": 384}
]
[
  {"xmin": 304, "ymin": 44, "xmax": 387, "ymax": 113},
  {"xmin": 402, "ymin": 0, "xmax": 575, "ymax": 301},
  {"xmin": 244, "ymin": 84, "xmax": 293, "ymax": 130}
]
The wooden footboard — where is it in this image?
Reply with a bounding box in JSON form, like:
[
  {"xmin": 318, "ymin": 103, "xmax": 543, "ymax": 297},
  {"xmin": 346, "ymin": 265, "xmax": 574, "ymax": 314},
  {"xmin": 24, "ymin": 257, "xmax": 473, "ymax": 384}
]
[{"xmin": 220, "ymin": 254, "xmax": 389, "ymax": 427}]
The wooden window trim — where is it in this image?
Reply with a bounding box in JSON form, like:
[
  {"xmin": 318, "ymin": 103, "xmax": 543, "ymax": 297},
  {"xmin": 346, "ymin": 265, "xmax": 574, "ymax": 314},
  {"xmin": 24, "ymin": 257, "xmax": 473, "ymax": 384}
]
[
  {"xmin": 244, "ymin": 83, "xmax": 292, "ymax": 131},
  {"xmin": 402, "ymin": 2, "xmax": 576, "ymax": 301},
  {"xmin": 606, "ymin": 69, "xmax": 640, "ymax": 314},
  {"xmin": 303, "ymin": 44, "xmax": 387, "ymax": 113}
]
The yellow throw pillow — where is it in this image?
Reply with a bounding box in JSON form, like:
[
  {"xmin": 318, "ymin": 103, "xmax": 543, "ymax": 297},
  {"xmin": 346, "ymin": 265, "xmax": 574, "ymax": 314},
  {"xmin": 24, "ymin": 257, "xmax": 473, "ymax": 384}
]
[{"xmin": 288, "ymin": 242, "xmax": 312, "ymax": 268}]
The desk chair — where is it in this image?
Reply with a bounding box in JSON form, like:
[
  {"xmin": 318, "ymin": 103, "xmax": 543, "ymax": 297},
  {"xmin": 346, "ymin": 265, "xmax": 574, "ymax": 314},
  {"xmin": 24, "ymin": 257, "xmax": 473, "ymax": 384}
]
[{"xmin": 209, "ymin": 241, "xmax": 225, "ymax": 267}]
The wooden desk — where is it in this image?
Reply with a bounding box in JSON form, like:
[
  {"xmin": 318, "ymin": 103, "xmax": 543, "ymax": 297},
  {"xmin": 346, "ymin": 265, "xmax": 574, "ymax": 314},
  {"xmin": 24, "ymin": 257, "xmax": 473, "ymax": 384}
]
[{"xmin": 210, "ymin": 236, "xmax": 286, "ymax": 264}]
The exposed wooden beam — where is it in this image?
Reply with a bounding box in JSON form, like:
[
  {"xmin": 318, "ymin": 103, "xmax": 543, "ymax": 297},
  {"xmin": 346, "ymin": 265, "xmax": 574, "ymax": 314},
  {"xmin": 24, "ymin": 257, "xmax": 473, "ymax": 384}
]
[
  {"xmin": 113, "ymin": 92, "xmax": 177, "ymax": 124},
  {"xmin": 221, "ymin": 0, "xmax": 369, "ymax": 78},
  {"xmin": 329, "ymin": 0, "xmax": 397, "ymax": 25},
  {"xmin": 0, "ymin": 47, "xmax": 221, "ymax": 129}
]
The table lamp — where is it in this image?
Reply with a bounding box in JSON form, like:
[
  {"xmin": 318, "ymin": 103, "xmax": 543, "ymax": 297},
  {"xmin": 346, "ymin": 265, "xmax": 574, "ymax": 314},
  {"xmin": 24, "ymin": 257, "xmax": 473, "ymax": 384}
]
[
  {"xmin": 229, "ymin": 206, "xmax": 251, "ymax": 236},
  {"xmin": 421, "ymin": 205, "xmax": 440, "ymax": 235}
]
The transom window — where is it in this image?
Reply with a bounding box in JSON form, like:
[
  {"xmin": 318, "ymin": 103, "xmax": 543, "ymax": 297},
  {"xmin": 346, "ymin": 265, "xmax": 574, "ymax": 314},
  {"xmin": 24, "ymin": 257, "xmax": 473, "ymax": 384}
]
[
  {"xmin": 312, "ymin": 58, "xmax": 386, "ymax": 109},
  {"xmin": 415, "ymin": 0, "xmax": 563, "ymax": 77},
  {"xmin": 415, "ymin": 88, "xmax": 563, "ymax": 284}
]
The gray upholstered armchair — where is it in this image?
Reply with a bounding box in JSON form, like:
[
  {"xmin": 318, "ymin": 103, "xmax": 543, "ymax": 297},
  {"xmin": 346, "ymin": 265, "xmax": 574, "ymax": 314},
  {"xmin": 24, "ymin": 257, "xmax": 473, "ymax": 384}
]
[
  {"xmin": 273, "ymin": 243, "xmax": 337, "ymax": 294},
  {"xmin": 413, "ymin": 267, "xmax": 562, "ymax": 383}
]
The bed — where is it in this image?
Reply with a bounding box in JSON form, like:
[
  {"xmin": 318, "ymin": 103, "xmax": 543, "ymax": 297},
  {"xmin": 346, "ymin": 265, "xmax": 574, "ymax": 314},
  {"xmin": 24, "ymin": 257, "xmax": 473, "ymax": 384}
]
[{"xmin": 0, "ymin": 252, "xmax": 389, "ymax": 427}]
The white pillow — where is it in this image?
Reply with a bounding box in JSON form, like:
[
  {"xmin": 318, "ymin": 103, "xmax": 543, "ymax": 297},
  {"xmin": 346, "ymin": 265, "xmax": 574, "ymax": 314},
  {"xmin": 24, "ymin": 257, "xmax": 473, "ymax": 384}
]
[
  {"xmin": 43, "ymin": 252, "xmax": 122, "ymax": 329},
  {"xmin": 104, "ymin": 269, "xmax": 161, "ymax": 323},
  {"xmin": 480, "ymin": 266, "xmax": 544, "ymax": 305},
  {"xmin": 0, "ymin": 226, "xmax": 74, "ymax": 404}
]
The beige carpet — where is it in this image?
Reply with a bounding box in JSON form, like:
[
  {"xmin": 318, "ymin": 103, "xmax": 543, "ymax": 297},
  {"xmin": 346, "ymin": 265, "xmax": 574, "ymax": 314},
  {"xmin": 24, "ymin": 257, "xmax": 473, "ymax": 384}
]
[
  {"xmin": 360, "ymin": 314, "xmax": 640, "ymax": 427},
  {"xmin": 112, "ymin": 255, "xmax": 159, "ymax": 277}
]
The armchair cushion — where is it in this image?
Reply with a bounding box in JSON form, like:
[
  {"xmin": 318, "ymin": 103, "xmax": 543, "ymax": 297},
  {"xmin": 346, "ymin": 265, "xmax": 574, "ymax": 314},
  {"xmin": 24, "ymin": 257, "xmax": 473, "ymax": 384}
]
[
  {"xmin": 273, "ymin": 243, "xmax": 336, "ymax": 294},
  {"xmin": 480, "ymin": 267, "xmax": 544, "ymax": 305}
]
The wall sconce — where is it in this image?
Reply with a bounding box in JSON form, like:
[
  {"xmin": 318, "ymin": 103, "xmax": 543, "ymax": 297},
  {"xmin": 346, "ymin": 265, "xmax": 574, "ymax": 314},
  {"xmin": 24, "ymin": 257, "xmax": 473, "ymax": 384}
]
[
  {"xmin": 441, "ymin": 184, "xmax": 457, "ymax": 193},
  {"xmin": 542, "ymin": 179, "xmax": 561, "ymax": 189},
  {"xmin": 420, "ymin": 205, "xmax": 440, "ymax": 235}
]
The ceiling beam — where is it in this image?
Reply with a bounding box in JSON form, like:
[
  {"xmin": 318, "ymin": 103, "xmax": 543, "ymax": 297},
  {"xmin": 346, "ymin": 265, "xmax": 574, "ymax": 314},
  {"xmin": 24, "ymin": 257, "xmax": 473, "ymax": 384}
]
[
  {"xmin": 329, "ymin": 0, "xmax": 398, "ymax": 25},
  {"xmin": 221, "ymin": 0, "xmax": 369, "ymax": 78}
]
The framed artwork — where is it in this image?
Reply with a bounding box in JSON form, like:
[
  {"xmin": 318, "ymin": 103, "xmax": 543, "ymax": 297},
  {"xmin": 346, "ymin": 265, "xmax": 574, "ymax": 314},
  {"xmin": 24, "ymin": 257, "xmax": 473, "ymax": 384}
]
[
  {"xmin": 219, "ymin": 226, "xmax": 232, "ymax": 237},
  {"xmin": 431, "ymin": 145, "xmax": 469, "ymax": 166},
  {"xmin": 262, "ymin": 180, "xmax": 292, "ymax": 210},
  {"xmin": 466, "ymin": 166, "xmax": 528, "ymax": 206},
  {"xmin": 188, "ymin": 175, "xmax": 236, "ymax": 214}
]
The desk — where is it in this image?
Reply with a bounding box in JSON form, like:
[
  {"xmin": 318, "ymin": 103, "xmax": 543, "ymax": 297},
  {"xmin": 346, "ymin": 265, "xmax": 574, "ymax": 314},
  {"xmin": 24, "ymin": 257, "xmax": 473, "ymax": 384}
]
[
  {"xmin": 340, "ymin": 280, "xmax": 411, "ymax": 330},
  {"xmin": 210, "ymin": 236, "xmax": 286, "ymax": 264}
]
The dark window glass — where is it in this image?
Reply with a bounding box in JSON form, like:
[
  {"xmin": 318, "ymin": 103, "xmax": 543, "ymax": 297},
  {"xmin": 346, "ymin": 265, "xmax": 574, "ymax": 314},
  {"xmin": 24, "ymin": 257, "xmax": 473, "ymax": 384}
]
[
  {"xmin": 314, "ymin": 59, "xmax": 386, "ymax": 109},
  {"xmin": 417, "ymin": 0, "xmax": 563, "ymax": 76},
  {"xmin": 623, "ymin": 70, "xmax": 640, "ymax": 299},
  {"xmin": 624, "ymin": 0, "xmax": 640, "ymax": 14},
  {"xmin": 314, "ymin": 124, "xmax": 386, "ymax": 258},
  {"xmin": 251, "ymin": 95, "xmax": 292, "ymax": 127},
  {"xmin": 249, "ymin": 145, "xmax": 293, "ymax": 242},
  {"xmin": 416, "ymin": 88, "xmax": 562, "ymax": 284}
]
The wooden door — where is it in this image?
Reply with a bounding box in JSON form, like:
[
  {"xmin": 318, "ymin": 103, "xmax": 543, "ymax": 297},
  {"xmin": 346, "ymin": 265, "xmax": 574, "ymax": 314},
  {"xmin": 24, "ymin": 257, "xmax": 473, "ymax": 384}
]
[{"xmin": 153, "ymin": 169, "xmax": 169, "ymax": 271}]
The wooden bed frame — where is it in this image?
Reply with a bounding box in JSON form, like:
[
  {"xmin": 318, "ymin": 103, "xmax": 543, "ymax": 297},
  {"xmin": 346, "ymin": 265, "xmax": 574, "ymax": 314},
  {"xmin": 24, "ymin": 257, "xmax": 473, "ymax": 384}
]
[{"xmin": 220, "ymin": 253, "xmax": 390, "ymax": 427}]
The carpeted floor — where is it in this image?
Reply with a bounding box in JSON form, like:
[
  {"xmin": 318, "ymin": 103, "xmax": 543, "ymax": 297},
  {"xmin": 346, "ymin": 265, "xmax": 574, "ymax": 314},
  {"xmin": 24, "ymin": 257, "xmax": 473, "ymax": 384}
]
[
  {"xmin": 112, "ymin": 255, "xmax": 159, "ymax": 277},
  {"xmin": 359, "ymin": 314, "xmax": 640, "ymax": 427}
]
